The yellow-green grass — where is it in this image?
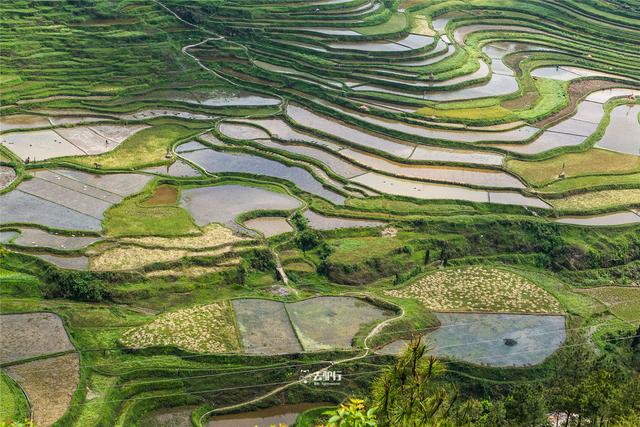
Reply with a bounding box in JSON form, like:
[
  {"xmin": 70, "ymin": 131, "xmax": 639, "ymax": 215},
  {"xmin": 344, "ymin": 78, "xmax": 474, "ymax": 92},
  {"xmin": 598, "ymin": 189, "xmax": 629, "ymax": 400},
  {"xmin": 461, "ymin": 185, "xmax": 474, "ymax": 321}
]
[
  {"xmin": 513, "ymin": 78, "xmax": 567, "ymax": 121},
  {"xmin": 416, "ymin": 104, "xmax": 514, "ymax": 121},
  {"xmin": 346, "ymin": 198, "xmax": 476, "ymax": 215},
  {"xmin": 328, "ymin": 236, "xmax": 404, "ymax": 264},
  {"xmin": 508, "ymin": 149, "xmax": 640, "ymax": 187},
  {"xmin": 103, "ymin": 192, "xmax": 198, "ymax": 237},
  {"xmin": 355, "ymin": 13, "xmax": 408, "ymax": 35},
  {"xmin": 540, "ymin": 172, "xmax": 640, "ymax": 194},
  {"xmin": 550, "ymin": 189, "xmax": 640, "ymax": 211},
  {"xmin": 71, "ymin": 125, "xmax": 198, "ymax": 169},
  {"xmin": 0, "ymin": 371, "xmax": 25, "ymax": 422},
  {"xmin": 119, "ymin": 302, "xmax": 240, "ymax": 353},
  {"xmin": 579, "ymin": 287, "xmax": 640, "ymax": 324},
  {"xmin": 386, "ymin": 266, "xmax": 561, "ymax": 313},
  {"xmin": 411, "ymin": 15, "xmax": 436, "ymax": 36}
]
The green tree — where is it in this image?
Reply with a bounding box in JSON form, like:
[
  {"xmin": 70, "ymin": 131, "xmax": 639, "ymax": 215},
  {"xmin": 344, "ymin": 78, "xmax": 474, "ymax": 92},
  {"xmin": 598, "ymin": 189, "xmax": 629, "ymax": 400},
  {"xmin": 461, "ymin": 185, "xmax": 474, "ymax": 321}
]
[
  {"xmin": 295, "ymin": 230, "xmax": 319, "ymax": 252},
  {"xmin": 504, "ymin": 384, "xmax": 548, "ymax": 427},
  {"xmin": 371, "ymin": 337, "xmax": 455, "ymax": 426},
  {"xmin": 291, "ymin": 211, "xmax": 308, "ymax": 231}
]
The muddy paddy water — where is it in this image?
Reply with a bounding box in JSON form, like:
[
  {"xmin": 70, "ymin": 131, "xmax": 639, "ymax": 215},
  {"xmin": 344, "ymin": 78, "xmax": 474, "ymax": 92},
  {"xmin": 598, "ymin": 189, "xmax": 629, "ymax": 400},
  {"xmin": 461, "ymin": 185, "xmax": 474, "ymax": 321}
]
[
  {"xmin": 554, "ymin": 211, "xmax": 640, "ymax": 226},
  {"xmin": 304, "ymin": 210, "xmax": 384, "ymax": 230},
  {"xmin": 0, "ymin": 312, "xmax": 74, "ymax": 364},
  {"xmin": 180, "ymin": 185, "xmax": 301, "ymax": 232},
  {"xmin": 595, "ymin": 104, "xmax": 640, "ymax": 155},
  {"xmin": 0, "ymin": 169, "xmax": 151, "ymax": 231},
  {"xmin": 142, "ymin": 403, "xmax": 331, "ymax": 427},
  {"xmin": 180, "ymin": 149, "xmax": 345, "ymax": 204},
  {"xmin": 380, "ymin": 312, "xmax": 566, "ymax": 367},
  {"xmin": 232, "ymin": 296, "xmax": 394, "ymax": 354},
  {"xmin": 352, "ymin": 172, "xmax": 550, "ymax": 208},
  {"xmin": 243, "ymin": 217, "xmax": 293, "ymax": 237},
  {"xmin": 208, "ymin": 403, "xmax": 329, "ymax": 427}
]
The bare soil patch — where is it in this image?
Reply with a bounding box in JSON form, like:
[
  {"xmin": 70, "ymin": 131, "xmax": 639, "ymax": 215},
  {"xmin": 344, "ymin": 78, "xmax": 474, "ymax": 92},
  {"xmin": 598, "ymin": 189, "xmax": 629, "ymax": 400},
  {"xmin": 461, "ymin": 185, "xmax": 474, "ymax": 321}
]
[
  {"xmin": 145, "ymin": 185, "xmax": 178, "ymax": 206},
  {"xmin": 5, "ymin": 353, "xmax": 80, "ymax": 427},
  {"xmin": 535, "ymin": 79, "xmax": 623, "ymax": 127}
]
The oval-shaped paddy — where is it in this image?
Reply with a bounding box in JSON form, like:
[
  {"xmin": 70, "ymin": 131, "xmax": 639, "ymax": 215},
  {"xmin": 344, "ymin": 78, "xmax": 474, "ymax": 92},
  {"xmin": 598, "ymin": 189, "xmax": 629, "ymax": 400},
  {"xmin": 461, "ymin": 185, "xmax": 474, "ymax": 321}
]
[
  {"xmin": 180, "ymin": 185, "xmax": 301, "ymax": 231},
  {"xmin": 380, "ymin": 312, "xmax": 566, "ymax": 367}
]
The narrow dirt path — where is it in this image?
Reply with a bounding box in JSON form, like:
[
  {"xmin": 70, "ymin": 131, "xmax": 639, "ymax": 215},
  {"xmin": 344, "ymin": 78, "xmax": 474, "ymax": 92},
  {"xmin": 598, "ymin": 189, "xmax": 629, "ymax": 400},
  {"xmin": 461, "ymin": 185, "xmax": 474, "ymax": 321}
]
[{"xmin": 196, "ymin": 305, "xmax": 405, "ymax": 424}]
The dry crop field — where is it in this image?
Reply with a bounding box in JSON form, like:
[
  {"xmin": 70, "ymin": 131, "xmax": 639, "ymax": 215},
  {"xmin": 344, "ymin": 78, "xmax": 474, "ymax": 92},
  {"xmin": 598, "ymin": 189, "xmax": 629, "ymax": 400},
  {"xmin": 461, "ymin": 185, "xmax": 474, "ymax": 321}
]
[
  {"xmin": 120, "ymin": 302, "xmax": 240, "ymax": 353},
  {"xmin": 386, "ymin": 267, "xmax": 561, "ymax": 313}
]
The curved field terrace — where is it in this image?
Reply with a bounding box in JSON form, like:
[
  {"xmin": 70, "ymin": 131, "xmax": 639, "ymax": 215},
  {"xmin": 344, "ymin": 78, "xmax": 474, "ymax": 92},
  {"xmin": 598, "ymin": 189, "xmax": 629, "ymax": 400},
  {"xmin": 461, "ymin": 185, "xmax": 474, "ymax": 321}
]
[{"xmin": 1, "ymin": 0, "xmax": 638, "ymax": 424}]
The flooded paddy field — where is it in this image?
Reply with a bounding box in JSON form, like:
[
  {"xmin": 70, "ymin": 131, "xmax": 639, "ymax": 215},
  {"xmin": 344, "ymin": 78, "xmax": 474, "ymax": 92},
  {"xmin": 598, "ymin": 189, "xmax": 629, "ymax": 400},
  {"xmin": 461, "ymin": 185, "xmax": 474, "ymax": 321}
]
[
  {"xmin": 0, "ymin": 114, "xmax": 51, "ymax": 131},
  {"xmin": 287, "ymin": 296, "xmax": 394, "ymax": 351},
  {"xmin": 554, "ymin": 211, "xmax": 640, "ymax": 226},
  {"xmin": 137, "ymin": 87, "xmax": 279, "ymax": 107},
  {"xmin": 180, "ymin": 149, "xmax": 345, "ymax": 204},
  {"xmin": 0, "ymin": 124, "xmax": 148, "ymax": 160},
  {"xmin": 0, "ymin": 129, "xmax": 84, "ymax": 160},
  {"xmin": 351, "ymin": 172, "xmax": 549, "ymax": 208},
  {"xmin": 410, "ymin": 145, "xmax": 504, "ymax": 166},
  {"xmin": 27, "ymin": 253, "xmax": 89, "ymax": 270},
  {"xmin": 381, "ymin": 312, "xmax": 566, "ymax": 367},
  {"xmin": 175, "ymin": 139, "xmax": 210, "ymax": 152},
  {"xmin": 7, "ymin": 227, "xmax": 100, "ymax": 249},
  {"xmin": 341, "ymin": 148, "xmax": 524, "ymax": 188},
  {"xmin": 490, "ymin": 89, "xmax": 629, "ymax": 155},
  {"xmin": 232, "ymin": 296, "xmax": 393, "ymax": 354},
  {"xmin": 243, "ymin": 217, "xmax": 293, "ymax": 237},
  {"xmin": 315, "ymin": 100, "xmax": 539, "ymax": 143},
  {"xmin": 180, "ymin": 185, "xmax": 301, "ymax": 229},
  {"xmin": 255, "ymin": 140, "xmax": 364, "ymax": 178},
  {"xmin": 144, "ymin": 160, "xmax": 201, "ymax": 177},
  {"xmin": 0, "ymin": 169, "xmax": 151, "ymax": 231},
  {"xmin": 286, "ymin": 104, "xmax": 415, "ymax": 158},
  {"xmin": 232, "ymin": 299, "xmax": 302, "ymax": 354},
  {"xmin": 240, "ymin": 118, "xmax": 342, "ymax": 150},
  {"xmin": 303, "ymin": 210, "xmax": 384, "ymax": 230},
  {"xmin": 595, "ymin": 104, "xmax": 640, "ymax": 155},
  {"xmin": 208, "ymin": 403, "xmax": 329, "ymax": 427},
  {"xmin": 219, "ymin": 122, "xmax": 271, "ymax": 140},
  {"xmin": 0, "ymin": 312, "xmax": 74, "ymax": 364}
]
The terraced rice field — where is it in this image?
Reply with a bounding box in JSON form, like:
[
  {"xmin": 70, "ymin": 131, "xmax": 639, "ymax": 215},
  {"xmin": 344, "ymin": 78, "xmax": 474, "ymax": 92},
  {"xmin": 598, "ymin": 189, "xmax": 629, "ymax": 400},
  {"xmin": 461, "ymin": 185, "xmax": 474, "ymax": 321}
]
[
  {"xmin": 232, "ymin": 297, "xmax": 393, "ymax": 354},
  {"xmin": 180, "ymin": 185, "xmax": 301, "ymax": 231},
  {"xmin": 243, "ymin": 217, "xmax": 293, "ymax": 237},
  {"xmin": 232, "ymin": 299, "xmax": 302, "ymax": 354},
  {"xmin": 5, "ymin": 354, "xmax": 80, "ymax": 427},
  {"xmin": 287, "ymin": 296, "xmax": 394, "ymax": 351},
  {"xmin": 386, "ymin": 267, "xmax": 561, "ymax": 313},
  {"xmin": 0, "ymin": 313, "xmax": 75, "ymax": 364},
  {"xmin": 0, "ymin": 313, "xmax": 79, "ymax": 426},
  {"xmin": 0, "ymin": 0, "xmax": 638, "ymax": 423}
]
